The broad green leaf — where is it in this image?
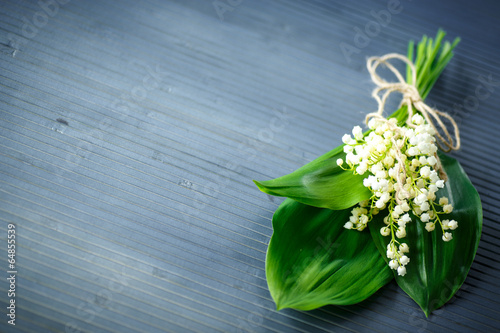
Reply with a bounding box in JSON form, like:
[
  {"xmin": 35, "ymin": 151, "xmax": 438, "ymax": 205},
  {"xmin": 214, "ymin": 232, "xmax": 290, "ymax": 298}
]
[
  {"xmin": 254, "ymin": 146, "xmax": 371, "ymax": 210},
  {"xmin": 369, "ymin": 152, "xmax": 482, "ymax": 316},
  {"xmin": 266, "ymin": 198, "xmax": 393, "ymax": 310}
]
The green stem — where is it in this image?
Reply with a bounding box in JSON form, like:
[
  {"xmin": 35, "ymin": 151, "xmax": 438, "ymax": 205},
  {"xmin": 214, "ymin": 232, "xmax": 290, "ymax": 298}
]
[{"xmin": 388, "ymin": 30, "xmax": 460, "ymax": 123}]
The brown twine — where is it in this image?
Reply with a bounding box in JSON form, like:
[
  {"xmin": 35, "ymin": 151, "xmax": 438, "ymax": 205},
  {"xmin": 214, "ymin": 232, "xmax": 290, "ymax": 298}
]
[{"xmin": 365, "ymin": 53, "xmax": 460, "ymax": 153}]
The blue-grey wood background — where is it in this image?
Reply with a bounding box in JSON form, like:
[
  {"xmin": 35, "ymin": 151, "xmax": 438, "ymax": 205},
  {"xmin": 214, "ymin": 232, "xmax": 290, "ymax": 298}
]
[{"xmin": 1, "ymin": 0, "xmax": 499, "ymax": 332}]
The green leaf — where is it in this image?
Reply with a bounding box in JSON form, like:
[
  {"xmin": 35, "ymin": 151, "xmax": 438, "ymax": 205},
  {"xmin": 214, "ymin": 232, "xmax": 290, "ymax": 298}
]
[
  {"xmin": 254, "ymin": 146, "xmax": 371, "ymax": 210},
  {"xmin": 369, "ymin": 152, "xmax": 482, "ymax": 316},
  {"xmin": 266, "ymin": 198, "xmax": 393, "ymax": 310}
]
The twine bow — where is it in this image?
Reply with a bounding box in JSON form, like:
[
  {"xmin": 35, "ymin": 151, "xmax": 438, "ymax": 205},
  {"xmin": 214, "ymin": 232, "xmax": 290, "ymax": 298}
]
[{"xmin": 365, "ymin": 53, "xmax": 460, "ymax": 152}]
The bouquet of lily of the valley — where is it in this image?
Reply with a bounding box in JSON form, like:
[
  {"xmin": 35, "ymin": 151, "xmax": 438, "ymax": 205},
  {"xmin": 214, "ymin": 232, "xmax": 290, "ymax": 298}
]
[{"xmin": 254, "ymin": 30, "xmax": 482, "ymax": 316}]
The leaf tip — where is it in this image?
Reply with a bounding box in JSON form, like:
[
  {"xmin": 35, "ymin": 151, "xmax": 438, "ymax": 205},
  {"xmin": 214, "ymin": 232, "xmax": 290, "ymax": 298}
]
[
  {"xmin": 274, "ymin": 299, "xmax": 291, "ymax": 312},
  {"xmin": 418, "ymin": 302, "xmax": 432, "ymax": 317},
  {"xmin": 253, "ymin": 179, "xmax": 270, "ymax": 194}
]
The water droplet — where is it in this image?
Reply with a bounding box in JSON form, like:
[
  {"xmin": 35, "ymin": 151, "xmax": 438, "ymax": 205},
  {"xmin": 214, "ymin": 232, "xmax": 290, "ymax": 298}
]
[
  {"xmin": 178, "ymin": 179, "xmax": 193, "ymax": 189},
  {"xmin": 51, "ymin": 125, "xmax": 66, "ymax": 134}
]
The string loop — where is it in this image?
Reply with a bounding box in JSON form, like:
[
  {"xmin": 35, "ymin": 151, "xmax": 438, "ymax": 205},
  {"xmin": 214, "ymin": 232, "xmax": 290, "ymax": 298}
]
[{"xmin": 365, "ymin": 53, "xmax": 460, "ymax": 152}]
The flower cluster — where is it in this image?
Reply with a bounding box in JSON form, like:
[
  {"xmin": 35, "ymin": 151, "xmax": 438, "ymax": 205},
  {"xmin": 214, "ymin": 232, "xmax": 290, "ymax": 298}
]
[{"xmin": 338, "ymin": 114, "xmax": 458, "ymax": 276}]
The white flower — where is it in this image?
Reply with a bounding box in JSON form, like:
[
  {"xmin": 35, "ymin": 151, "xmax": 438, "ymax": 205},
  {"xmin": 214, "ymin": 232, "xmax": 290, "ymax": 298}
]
[
  {"xmin": 354, "ymin": 145, "xmax": 365, "ymax": 155},
  {"xmin": 399, "ymin": 243, "xmax": 409, "ymax": 253},
  {"xmin": 352, "ymin": 126, "xmax": 363, "ymax": 140},
  {"xmin": 378, "ymin": 179, "xmax": 389, "ymax": 192},
  {"xmin": 376, "ymin": 143, "xmax": 386, "ymax": 153},
  {"xmin": 396, "ymin": 228, "xmax": 406, "ymax": 238},
  {"xmin": 383, "ymin": 155, "xmax": 394, "ymax": 167},
  {"xmin": 418, "ymin": 142, "xmax": 431, "ymax": 154},
  {"xmin": 427, "ymin": 156, "xmax": 437, "ymax": 166},
  {"xmin": 368, "ymin": 118, "xmax": 379, "ymax": 129},
  {"xmin": 352, "ymin": 207, "xmax": 367, "ymax": 216},
  {"xmin": 383, "ymin": 216, "xmax": 390, "ymax": 225},
  {"xmin": 351, "ymin": 154, "xmax": 363, "ymax": 165},
  {"xmin": 425, "ymin": 222, "xmax": 435, "ymax": 232},
  {"xmin": 448, "ymin": 220, "xmax": 458, "ymax": 230},
  {"xmin": 414, "ymin": 193, "xmax": 427, "ymax": 206},
  {"xmin": 388, "ymin": 167, "xmax": 397, "ymax": 179},
  {"xmin": 389, "ymin": 260, "xmax": 399, "ymax": 270},
  {"xmin": 420, "ymin": 166, "xmax": 431, "ymax": 178},
  {"xmin": 383, "ymin": 129, "xmax": 394, "ymax": 139},
  {"xmin": 400, "ymin": 213, "xmax": 411, "ymax": 223},
  {"xmin": 436, "ymin": 180, "xmax": 445, "ymax": 188},
  {"xmin": 336, "ymin": 158, "xmax": 344, "ymax": 166},
  {"xmin": 397, "ymin": 266, "xmax": 407, "ymax": 276},
  {"xmin": 363, "ymin": 175, "xmax": 376, "ymax": 188},
  {"xmin": 443, "ymin": 204, "xmax": 453, "ymax": 213},
  {"xmin": 386, "ymin": 248, "xmax": 396, "ymax": 259},
  {"xmin": 342, "ymin": 134, "xmax": 353, "ymax": 144},
  {"xmin": 394, "ymin": 205, "xmax": 404, "ymax": 216},
  {"xmin": 356, "ymin": 163, "xmax": 368, "ymax": 175},
  {"xmin": 344, "ymin": 145, "xmax": 353, "ymax": 153},
  {"xmin": 400, "ymin": 255, "xmax": 410, "ymax": 265},
  {"xmin": 380, "ymin": 226, "xmax": 390, "ymax": 236},
  {"xmin": 420, "ymin": 202, "xmax": 430, "ymax": 212},
  {"xmin": 442, "ymin": 232, "xmax": 453, "ymax": 242},
  {"xmin": 376, "ymin": 170, "xmax": 387, "ymax": 179},
  {"xmin": 427, "ymin": 191, "xmax": 436, "ymax": 201},
  {"xmin": 430, "ymin": 171, "xmax": 440, "ymax": 183},
  {"xmin": 407, "ymin": 147, "xmax": 419, "ymax": 156},
  {"xmin": 439, "ymin": 197, "xmax": 449, "ymax": 205},
  {"xmin": 380, "ymin": 192, "xmax": 391, "ymax": 203},
  {"xmin": 420, "ymin": 213, "xmax": 430, "ymax": 222},
  {"xmin": 352, "ymin": 126, "xmax": 364, "ymax": 140},
  {"xmin": 344, "ymin": 222, "xmax": 353, "ymax": 229},
  {"xmin": 359, "ymin": 200, "xmax": 369, "ymax": 207},
  {"xmin": 412, "ymin": 114, "xmax": 424, "ymax": 125}
]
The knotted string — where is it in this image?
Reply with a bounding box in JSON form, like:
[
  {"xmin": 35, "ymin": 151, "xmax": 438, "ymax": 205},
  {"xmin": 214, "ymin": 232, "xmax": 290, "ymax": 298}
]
[
  {"xmin": 365, "ymin": 53, "xmax": 460, "ymax": 153},
  {"xmin": 362, "ymin": 53, "xmax": 461, "ymax": 200}
]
